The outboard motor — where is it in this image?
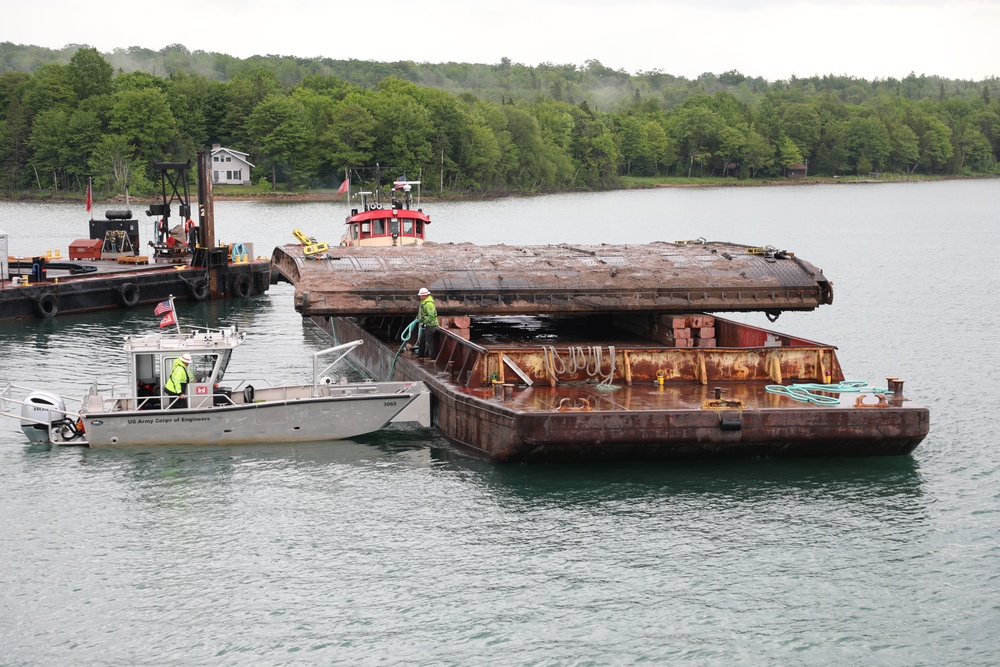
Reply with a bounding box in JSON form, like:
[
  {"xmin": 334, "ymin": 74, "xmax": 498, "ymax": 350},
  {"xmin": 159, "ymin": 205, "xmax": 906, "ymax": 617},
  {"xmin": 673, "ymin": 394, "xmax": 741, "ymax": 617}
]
[{"xmin": 20, "ymin": 391, "xmax": 69, "ymax": 444}]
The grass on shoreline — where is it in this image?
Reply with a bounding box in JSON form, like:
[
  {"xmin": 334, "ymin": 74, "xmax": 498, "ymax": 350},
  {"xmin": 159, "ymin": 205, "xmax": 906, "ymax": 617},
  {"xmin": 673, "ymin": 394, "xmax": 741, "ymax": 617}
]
[{"xmin": 1, "ymin": 173, "xmax": 984, "ymax": 204}]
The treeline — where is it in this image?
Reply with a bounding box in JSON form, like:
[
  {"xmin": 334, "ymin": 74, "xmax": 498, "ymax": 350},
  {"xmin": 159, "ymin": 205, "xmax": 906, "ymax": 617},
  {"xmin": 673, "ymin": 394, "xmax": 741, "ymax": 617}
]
[{"xmin": 1, "ymin": 43, "xmax": 999, "ymax": 197}]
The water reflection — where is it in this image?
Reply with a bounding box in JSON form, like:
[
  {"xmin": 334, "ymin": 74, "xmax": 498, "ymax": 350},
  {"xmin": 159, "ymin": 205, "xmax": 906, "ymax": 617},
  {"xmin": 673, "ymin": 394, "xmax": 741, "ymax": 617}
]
[{"xmin": 437, "ymin": 449, "xmax": 925, "ymax": 509}]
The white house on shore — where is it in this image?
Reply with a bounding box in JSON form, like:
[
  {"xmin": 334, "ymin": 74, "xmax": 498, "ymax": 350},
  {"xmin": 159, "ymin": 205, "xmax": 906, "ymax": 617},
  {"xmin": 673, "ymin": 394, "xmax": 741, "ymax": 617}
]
[{"xmin": 210, "ymin": 144, "xmax": 254, "ymax": 185}]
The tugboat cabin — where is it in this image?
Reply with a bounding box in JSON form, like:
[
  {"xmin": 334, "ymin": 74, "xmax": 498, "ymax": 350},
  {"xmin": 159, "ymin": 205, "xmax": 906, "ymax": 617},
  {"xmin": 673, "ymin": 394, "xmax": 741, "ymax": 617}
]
[{"xmin": 341, "ymin": 181, "xmax": 431, "ymax": 247}]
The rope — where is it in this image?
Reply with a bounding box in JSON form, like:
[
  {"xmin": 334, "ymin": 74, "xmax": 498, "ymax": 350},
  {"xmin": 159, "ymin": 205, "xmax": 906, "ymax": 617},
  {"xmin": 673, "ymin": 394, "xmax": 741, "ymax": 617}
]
[
  {"xmin": 543, "ymin": 345, "xmax": 618, "ymax": 388},
  {"xmin": 765, "ymin": 381, "xmax": 888, "ymax": 405},
  {"xmin": 386, "ymin": 318, "xmax": 421, "ymax": 381}
]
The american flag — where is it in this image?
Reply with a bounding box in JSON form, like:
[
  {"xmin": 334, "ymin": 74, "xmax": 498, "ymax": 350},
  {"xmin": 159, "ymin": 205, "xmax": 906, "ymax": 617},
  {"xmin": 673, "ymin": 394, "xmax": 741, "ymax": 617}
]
[{"xmin": 154, "ymin": 301, "xmax": 171, "ymax": 316}]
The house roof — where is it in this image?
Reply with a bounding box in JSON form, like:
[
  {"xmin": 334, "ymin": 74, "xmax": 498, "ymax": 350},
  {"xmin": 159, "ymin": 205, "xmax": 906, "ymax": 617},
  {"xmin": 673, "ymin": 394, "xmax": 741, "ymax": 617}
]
[{"xmin": 211, "ymin": 146, "xmax": 255, "ymax": 168}]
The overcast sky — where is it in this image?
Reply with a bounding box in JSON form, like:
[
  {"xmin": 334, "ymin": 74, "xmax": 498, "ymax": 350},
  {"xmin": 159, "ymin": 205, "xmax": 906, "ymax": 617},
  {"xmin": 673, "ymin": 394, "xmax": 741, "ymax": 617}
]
[{"xmin": 5, "ymin": 0, "xmax": 999, "ymax": 81}]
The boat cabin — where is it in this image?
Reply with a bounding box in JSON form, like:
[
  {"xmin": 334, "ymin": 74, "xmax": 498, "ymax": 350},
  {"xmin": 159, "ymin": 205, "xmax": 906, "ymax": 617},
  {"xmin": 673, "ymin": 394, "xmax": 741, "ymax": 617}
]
[
  {"xmin": 126, "ymin": 326, "xmax": 243, "ymax": 410},
  {"xmin": 341, "ymin": 181, "xmax": 430, "ymax": 247}
]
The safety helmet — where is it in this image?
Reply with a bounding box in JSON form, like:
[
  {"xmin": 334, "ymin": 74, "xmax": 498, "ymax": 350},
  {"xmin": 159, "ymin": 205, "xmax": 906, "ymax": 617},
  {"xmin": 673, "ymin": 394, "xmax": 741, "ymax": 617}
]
[
  {"xmin": 180, "ymin": 353, "xmax": 192, "ymax": 364},
  {"xmin": 418, "ymin": 287, "xmax": 430, "ymax": 297}
]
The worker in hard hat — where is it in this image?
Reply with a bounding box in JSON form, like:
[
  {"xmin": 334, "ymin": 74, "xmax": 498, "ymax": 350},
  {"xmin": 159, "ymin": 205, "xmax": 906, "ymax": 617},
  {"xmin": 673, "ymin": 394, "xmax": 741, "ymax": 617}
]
[
  {"xmin": 165, "ymin": 353, "xmax": 193, "ymax": 408},
  {"xmin": 414, "ymin": 287, "xmax": 439, "ymax": 360}
]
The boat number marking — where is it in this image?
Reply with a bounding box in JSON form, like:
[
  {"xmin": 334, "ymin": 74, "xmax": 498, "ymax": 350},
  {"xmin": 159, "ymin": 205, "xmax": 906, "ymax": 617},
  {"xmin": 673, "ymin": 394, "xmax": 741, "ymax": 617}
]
[{"xmin": 383, "ymin": 401, "xmax": 398, "ymax": 407}]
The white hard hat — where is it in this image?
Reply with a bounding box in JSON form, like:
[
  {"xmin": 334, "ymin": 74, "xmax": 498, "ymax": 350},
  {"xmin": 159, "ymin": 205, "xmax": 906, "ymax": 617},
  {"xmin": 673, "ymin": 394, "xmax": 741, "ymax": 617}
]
[
  {"xmin": 180, "ymin": 354, "xmax": 192, "ymax": 364},
  {"xmin": 418, "ymin": 287, "xmax": 430, "ymax": 296}
]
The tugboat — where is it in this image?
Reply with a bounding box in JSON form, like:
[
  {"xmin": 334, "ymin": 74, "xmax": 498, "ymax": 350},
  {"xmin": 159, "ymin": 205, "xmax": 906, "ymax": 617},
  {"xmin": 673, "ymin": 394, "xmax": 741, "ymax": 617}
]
[
  {"xmin": 339, "ymin": 168, "xmax": 430, "ymax": 247},
  {"xmin": 0, "ymin": 297, "xmax": 429, "ymax": 447}
]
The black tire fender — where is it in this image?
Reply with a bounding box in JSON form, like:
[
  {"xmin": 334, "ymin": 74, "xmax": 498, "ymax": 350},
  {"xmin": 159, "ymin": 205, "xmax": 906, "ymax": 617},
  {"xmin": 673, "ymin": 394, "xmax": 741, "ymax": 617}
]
[
  {"xmin": 117, "ymin": 282, "xmax": 140, "ymax": 308},
  {"xmin": 189, "ymin": 277, "xmax": 209, "ymax": 301},
  {"xmin": 34, "ymin": 292, "xmax": 59, "ymax": 319},
  {"xmin": 231, "ymin": 273, "xmax": 252, "ymax": 299}
]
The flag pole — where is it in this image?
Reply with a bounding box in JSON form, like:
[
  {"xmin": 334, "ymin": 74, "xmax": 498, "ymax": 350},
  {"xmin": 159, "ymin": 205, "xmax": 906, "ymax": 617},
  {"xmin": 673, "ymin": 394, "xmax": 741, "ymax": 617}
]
[{"xmin": 169, "ymin": 294, "xmax": 181, "ymax": 334}]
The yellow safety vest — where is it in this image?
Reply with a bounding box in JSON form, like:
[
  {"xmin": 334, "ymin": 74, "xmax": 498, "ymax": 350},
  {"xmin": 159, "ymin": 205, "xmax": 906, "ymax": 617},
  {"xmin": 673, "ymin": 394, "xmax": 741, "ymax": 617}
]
[{"xmin": 165, "ymin": 358, "xmax": 191, "ymax": 394}]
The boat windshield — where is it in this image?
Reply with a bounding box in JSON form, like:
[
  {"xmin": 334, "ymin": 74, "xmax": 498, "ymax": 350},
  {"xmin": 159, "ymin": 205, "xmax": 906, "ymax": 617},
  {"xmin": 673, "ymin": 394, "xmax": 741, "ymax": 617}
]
[
  {"xmin": 188, "ymin": 350, "xmax": 233, "ymax": 384},
  {"xmin": 214, "ymin": 350, "xmax": 233, "ymax": 382}
]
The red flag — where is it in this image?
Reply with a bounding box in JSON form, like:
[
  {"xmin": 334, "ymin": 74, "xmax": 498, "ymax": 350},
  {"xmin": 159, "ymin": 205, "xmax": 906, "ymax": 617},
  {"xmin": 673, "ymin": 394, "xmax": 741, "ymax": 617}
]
[
  {"xmin": 86, "ymin": 180, "xmax": 92, "ymax": 213},
  {"xmin": 159, "ymin": 311, "xmax": 175, "ymax": 328},
  {"xmin": 154, "ymin": 300, "xmax": 171, "ymax": 316},
  {"xmin": 337, "ymin": 179, "xmax": 349, "ymax": 194}
]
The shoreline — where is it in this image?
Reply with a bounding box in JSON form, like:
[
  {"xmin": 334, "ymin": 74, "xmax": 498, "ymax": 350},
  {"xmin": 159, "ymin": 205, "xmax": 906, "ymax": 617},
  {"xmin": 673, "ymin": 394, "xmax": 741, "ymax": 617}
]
[{"xmin": 2, "ymin": 174, "xmax": 991, "ymax": 205}]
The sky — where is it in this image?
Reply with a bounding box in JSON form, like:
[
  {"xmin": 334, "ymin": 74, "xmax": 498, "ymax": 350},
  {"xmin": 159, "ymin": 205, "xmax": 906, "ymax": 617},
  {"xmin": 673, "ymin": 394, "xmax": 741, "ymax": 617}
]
[{"xmin": 5, "ymin": 0, "xmax": 1000, "ymax": 81}]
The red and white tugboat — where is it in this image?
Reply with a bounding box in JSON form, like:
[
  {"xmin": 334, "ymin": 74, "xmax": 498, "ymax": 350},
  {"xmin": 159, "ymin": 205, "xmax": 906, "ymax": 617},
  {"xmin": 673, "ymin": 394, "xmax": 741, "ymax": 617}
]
[{"xmin": 339, "ymin": 169, "xmax": 430, "ymax": 247}]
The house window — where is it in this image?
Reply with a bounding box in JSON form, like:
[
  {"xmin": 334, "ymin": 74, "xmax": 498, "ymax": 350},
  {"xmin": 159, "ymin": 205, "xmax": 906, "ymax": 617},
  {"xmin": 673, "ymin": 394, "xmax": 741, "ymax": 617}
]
[
  {"xmin": 213, "ymin": 156, "xmax": 219, "ymax": 162},
  {"xmin": 213, "ymin": 171, "xmax": 219, "ymax": 181},
  {"xmin": 226, "ymin": 171, "xmax": 232, "ymax": 180},
  {"xmin": 235, "ymin": 170, "xmax": 241, "ymax": 181},
  {"xmin": 226, "ymin": 156, "xmax": 232, "ymax": 162}
]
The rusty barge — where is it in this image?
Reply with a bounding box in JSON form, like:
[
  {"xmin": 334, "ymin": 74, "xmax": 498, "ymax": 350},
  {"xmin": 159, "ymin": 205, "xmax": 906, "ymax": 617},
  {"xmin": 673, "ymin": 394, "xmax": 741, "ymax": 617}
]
[
  {"xmin": 271, "ymin": 241, "xmax": 929, "ymax": 463},
  {"xmin": 0, "ymin": 155, "xmax": 268, "ymax": 322}
]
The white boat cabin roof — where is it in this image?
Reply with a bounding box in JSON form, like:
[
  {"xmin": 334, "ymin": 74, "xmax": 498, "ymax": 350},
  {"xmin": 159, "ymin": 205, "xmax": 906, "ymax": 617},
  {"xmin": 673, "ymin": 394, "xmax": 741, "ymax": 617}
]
[{"xmin": 122, "ymin": 326, "xmax": 245, "ymax": 355}]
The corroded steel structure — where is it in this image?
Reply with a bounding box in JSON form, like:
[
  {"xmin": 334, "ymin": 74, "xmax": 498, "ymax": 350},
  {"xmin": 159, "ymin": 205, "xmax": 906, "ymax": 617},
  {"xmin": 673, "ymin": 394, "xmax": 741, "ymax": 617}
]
[
  {"xmin": 272, "ymin": 239, "xmax": 928, "ymax": 463},
  {"xmin": 271, "ymin": 241, "xmax": 834, "ymax": 317}
]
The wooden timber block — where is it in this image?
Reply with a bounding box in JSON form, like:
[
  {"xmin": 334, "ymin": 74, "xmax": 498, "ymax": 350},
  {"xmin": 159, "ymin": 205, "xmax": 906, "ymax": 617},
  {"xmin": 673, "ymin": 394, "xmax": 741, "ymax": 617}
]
[
  {"xmin": 696, "ymin": 338, "xmax": 717, "ymax": 348},
  {"xmin": 673, "ymin": 327, "xmax": 692, "ymax": 339},
  {"xmin": 691, "ymin": 315, "xmax": 715, "ymax": 328},
  {"xmin": 671, "ymin": 316, "xmax": 690, "ymax": 328},
  {"xmin": 697, "ymin": 327, "xmax": 716, "ymax": 338},
  {"xmin": 450, "ymin": 316, "xmax": 471, "ymax": 329},
  {"xmin": 675, "ymin": 338, "xmax": 695, "ymax": 348}
]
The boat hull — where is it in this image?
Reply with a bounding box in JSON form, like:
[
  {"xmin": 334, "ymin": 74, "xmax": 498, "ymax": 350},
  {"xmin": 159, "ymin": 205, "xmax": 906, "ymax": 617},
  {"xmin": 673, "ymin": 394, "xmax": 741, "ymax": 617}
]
[
  {"xmin": 315, "ymin": 316, "xmax": 930, "ymax": 463},
  {"xmin": 82, "ymin": 392, "xmax": 419, "ymax": 447}
]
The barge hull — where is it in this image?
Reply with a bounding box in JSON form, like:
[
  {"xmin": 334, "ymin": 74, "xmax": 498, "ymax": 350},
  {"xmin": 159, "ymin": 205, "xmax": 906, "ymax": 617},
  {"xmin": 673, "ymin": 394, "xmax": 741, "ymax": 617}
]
[
  {"xmin": 0, "ymin": 262, "xmax": 269, "ymax": 321},
  {"xmin": 312, "ymin": 315, "xmax": 929, "ymax": 463}
]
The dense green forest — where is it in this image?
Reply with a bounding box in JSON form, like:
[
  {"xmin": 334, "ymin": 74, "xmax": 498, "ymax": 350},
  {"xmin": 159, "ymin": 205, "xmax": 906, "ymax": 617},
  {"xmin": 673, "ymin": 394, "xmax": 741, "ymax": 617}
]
[{"xmin": 1, "ymin": 42, "xmax": 999, "ymax": 196}]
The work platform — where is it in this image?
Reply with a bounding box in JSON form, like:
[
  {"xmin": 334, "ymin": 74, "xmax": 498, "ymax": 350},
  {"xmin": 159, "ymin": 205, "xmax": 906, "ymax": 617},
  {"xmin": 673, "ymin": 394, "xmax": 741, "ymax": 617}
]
[{"xmin": 271, "ymin": 241, "xmax": 834, "ymax": 317}]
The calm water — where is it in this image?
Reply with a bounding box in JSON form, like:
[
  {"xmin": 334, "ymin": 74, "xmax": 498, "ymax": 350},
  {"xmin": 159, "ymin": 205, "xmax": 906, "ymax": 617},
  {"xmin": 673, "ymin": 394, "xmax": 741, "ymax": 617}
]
[{"xmin": 0, "ymin": 181, "xmax": 997, "ymax": 665}]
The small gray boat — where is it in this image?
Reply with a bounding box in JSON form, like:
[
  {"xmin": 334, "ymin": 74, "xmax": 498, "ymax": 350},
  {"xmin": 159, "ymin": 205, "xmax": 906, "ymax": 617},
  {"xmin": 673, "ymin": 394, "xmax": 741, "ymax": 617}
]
[{"xmin": 1, "ymin": 324, "xmax": 429, "ymax": 447}]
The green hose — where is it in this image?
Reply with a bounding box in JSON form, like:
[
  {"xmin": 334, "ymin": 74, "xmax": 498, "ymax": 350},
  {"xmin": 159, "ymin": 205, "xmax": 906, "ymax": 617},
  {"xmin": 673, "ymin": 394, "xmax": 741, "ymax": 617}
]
[
  {"xmin": 386, "ymin": 318, "xmax": 421, "ymax": 381},
  {"xmin": 765, "ymin": 381, "xmax": 888, "ymax": 405}
]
